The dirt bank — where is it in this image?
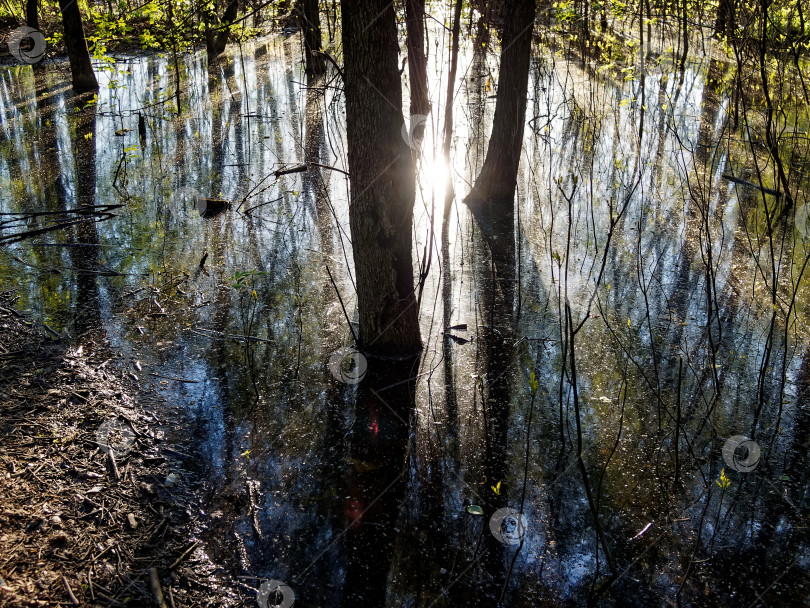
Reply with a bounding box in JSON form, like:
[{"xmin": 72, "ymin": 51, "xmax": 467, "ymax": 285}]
[{"xmin": 0, "ymin": 292, "xmax": 245, "ymax": 607}]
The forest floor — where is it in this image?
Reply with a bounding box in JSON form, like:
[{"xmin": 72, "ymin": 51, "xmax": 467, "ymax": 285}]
[{"xmin": 0, "ymin": 292, "xmax": 243, "ymax": 607}]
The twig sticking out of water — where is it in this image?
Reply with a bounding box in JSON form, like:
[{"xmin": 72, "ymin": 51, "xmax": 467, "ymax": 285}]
[{"xmin": 0, "ymin": 206, "xmax": 122, "ymax": 245}]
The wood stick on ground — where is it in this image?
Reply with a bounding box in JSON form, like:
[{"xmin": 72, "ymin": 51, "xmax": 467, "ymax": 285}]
[
  {"xmin": 108, "ymin": 448, "xmax": 121, "ymax": 482},
  {"xmin": 148, "ymin": 568, "xmax": 169, "ymax": 608},
  {"xmin": 62, "ymin": 576, "xmax": 80, "ymax": 606},
  {"xmin": 169, "ymin": 540, "xmax": 200, "ymax": 570},
  {"xmin": 42, "ymin": 322, "xmax": 61, "ymax": 338}
]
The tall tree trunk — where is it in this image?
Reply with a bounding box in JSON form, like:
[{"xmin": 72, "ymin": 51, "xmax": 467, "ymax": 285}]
[
  {"xmin": 205, "ymin": 0, "xmax": 219, "ymax": 58},
  {"xmin": 299, "ymin": 0, "xmax": 325, "ymax": 75},
  {"xmin": 342, "ymin": 0, "xmax": 422, "ymax": 357},
  {"xmin": 441, "ymin": 0, "xmax": 463, "ymax": 214},
  {"xmin": 462, "ymin": 0, "xmax": 535, "ymax": 243},
  {"xmin": 58, "ymin": 0, "xmax": 98, "ymax": 93},
  {"xmin": 26, "ymin": 0, "xmax": 38, "ymax": 30},
  {"xmin": 715, "ymin": 0, "xmax": 733, "ymax": 37},
  {"xmin": 213, "ymin": 0, "xmax": 240, "ymax": 55},
  {"xmin": 405, "ymin": 0, "xmax": 429, "ymax": 115}
]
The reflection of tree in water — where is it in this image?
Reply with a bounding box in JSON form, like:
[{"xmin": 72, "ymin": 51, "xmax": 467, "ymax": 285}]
[
  {"xmin": 69, "ymin": 94, "xmax": 102, "ymax": 336},
  {"xmin": 339, "ymin": 361, "xmax": 415, "ymax": 607}
]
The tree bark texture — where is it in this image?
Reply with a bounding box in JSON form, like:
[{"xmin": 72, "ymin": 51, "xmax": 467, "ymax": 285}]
[
  {"xmin": 342, "ymin": 0, "xmax": 422, "ymax": 357},
  {"xmin": 405, "ymin": 0, "xmax": 429, "ymax": 114},
  {"xmin": 58, "ymin": 0, "xmax": 98, "ymax": 93},
  {"xmin": 463, "ymin": 0, "xmax": 535, "ymax": 242},
  {"xmin": 299, "ymin": 0, "xmax": 326, "ymax": 75}
]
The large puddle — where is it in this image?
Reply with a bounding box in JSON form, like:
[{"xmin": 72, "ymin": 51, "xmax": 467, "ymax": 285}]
[{"xmin": 1, "ymin": 23, "xmax": 809, "ymax": 607}]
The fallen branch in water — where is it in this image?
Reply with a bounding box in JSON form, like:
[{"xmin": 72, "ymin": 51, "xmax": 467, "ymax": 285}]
[
  {"xmin": 0, "ymin": 214, "xmax": 118, "ymax": 245},
  {"xmin": 308, "ymin": 162, "xmax": 349, "ymax": 176},
  {"xmin": 189, "ymin": 327, "xmax": 273, "ymax": 343},
  {"xmin": 314, "ymin": 50, "xmax": 345, "ymax": 79},
  {"xmin": 721, "ymin": 174, "xmax": 782, "ymax": 197},
  {"xmin": 148, "ymin": 372, "xmax": 200, "ymax": 383},
  {"xmin": 273, "ymin": 164, "xmax": 308, "ymax": 177},
  {"xmin": 243, "ymin": 196, "xmax": 284, "ymax": 215},
  {"xmin": 0, "ymin": 204, "xmax": 123, "ymax": 218},
  {"xmin": 237, "ymin": 163, "xmax": 349, "ymax": 213}
]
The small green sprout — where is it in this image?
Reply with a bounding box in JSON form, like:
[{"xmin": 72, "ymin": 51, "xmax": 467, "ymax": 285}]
[{"xmin": 716, "ymin": 468, "xmax": 731, "ymax": 491}]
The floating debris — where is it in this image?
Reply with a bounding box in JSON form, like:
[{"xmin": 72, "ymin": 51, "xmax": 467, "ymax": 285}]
[{"xmin": 194, "ymin": 197, "xmax": 231, "ymax": 219}]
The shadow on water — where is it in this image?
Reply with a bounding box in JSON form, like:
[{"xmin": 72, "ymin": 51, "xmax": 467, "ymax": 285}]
[
  {"xmin": 339, "ymin": 360, "xmax": 416, "ymax": 607},
  {"xmin": 1, "ymin": 24, "xmax": 809, "ymax": 608}
]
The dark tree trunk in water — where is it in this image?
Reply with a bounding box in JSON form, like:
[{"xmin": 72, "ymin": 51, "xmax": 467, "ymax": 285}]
[
  {"xmin": 695, "ymin": 58, "xmax": 723, "ymax": 167},
  {"xmin": 715, "ymin": 0, "xmax": 734, "ymax": 37},
  {"xmin": 342, "ymin": 0, "xmax": 422, "ymax": 357},
  {"xmin": 26, "ymin": 0, "xmax": 38, "ymax": 30},
  {"xmin": 405, "ymin": 0, "xmax": 429, "ymax": 115},
  {"xmin": 58, "ymin": 0, "xmax": 98, "ymax": 93},
  {"xmin": 205, "ymin": 0, "xmax": 218, "ymax": 58},
  {"xmin": 298, "ymin": 0, "xmax": 325, "ymax": 75},
  {"xmin": 680, "ymin": 0, "xmax": 688, "ymax": 68},
  {"xmin": 463, "ymin": 0, "xmax": 535, "ymax": 243},
  {"xmin": 212, "ymin": 0, "xmax": 240, "ymax": 56}
]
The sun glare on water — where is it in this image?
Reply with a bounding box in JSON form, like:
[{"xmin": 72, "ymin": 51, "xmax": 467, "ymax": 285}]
[{"xmin": 418, "ymin": 154, "xmax": 450, "ymax": 201}]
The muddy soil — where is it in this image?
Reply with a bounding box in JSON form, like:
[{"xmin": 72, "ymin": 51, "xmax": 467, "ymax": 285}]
[{"xmin": 0, "ymin": 292, "xmax": 250, "ymax": 607}]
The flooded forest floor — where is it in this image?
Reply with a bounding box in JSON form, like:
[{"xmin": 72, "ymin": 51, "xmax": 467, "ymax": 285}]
[{"xmin": 1, "ymin": 10, "xmax": 810, "ymax": 608}]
